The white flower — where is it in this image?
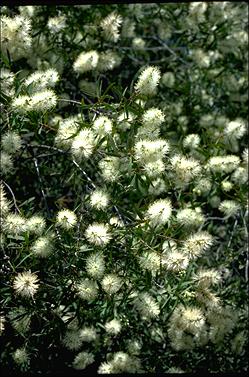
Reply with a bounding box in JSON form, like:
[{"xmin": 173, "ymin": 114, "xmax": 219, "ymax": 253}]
[
  {"xmin": 89, "ymin": 189, "xmax": 109, "ymax": 210},
  {"xmin": 73, "ymin": 351, "xmax": 94, "ymax": 370},
  {"xmin": 12, "ymin": 347, "xmax": 30, "ymax": 366},
  {"xmin": 13, "ymin": 271, "xmax": 39, "ymax": 298},
  {"xmin": 142, "ymin": 108, "xmax": 165, "ymax": 128},
  {"xmin": 134, "ymin": 139, "xmax": 170, "ymax": 164},
  {"xmin": 55, "ymin": 116, "xmax": 79, "ymax": 148},
  {"xmin": 142, "ymin": 159, "xmax": 165, "ymax": 178},
  {"xmin": 181, "ymin": 231, "xmax": 213, "ymax": 260},
  {"xmin": 96, "ymin": 50, "xmax": 121, "ymax": 72},
  {"xmin": 138, "ymin": 251, "xmax": 161, "ymax": 273},
  {"xmin": 29, "ymin": 90, "xmax": 57, "ymax": 112},
  {"xmin": 75, "ymin": 278, "xmax": 98, "ymax": 301},
  {"xmin": 85, "ymin": 223, "xmax": 111, "ymax": 246},
  {"xmin": 31, "ymin": 236, "xmax": 53, "ymax": 258},
  {"xmin": 1, "ymin": 131, "xmax": 22, "ymax": 155},
  {"xmin": 0, "ymin": 184, "xmax": 10, "ymax": 216},
  {"xmin": 176, "ymin": 207, "xmax": 205, "ymax": 228},
  {"xmin": 0, "ymin": 315, "xmax": 6, "ymax": 335},
  {"xmin": 183, "ymin": 134, "xmax": 201, "ymax": 150},
  {"xmin": 71, "ymin": 129, "xmax": 96, "ymax": 160},
  {"xmin": 79, "ymin": 326, "xmax": 98, "ymax": 342},
  {"xmin": 161, "ymin": 250, "xmax": 189, "ymax": 272},
  {"xmin": 132, "ymin": 37, "xmax": 145, "ymax": 49},
  {"xmin": 3, "ymin": 214, "xmax": 27, "ymax": 235},
  {"xmin": 224, "ymin": 119, "xmax": 246, "ymax": 140},
  {"xmin": 85, "ymin": 252, "xmax": 105, "ymax": 279},
  {"xmin": 105, "ymin": 318, "xmax": 122, "ymax": 335},
  {"xmin": 0, "ymin": 151, "xmax": 14, "ymax": 174},
  {"xmin": 219, "ymin": 200, "xmax": 240, "ymax": 217},
  {"xmin": 24, "ymin": 68, "xmax": 59, "ymax": 92},
  {"xmin": 63, "ymin": 330, "xmax": 83, "ymax": 351},
  {"xmin": 47, "ymin": 15, "xmax": 66, "ymax": 33},
  {"xmin": 99, "ymin": 156, "xmax": 121, "ymax": 182},
  {"xmin": 73, "ymin": 50, "xmax": 99, "ymax": 73},
  {"xmin": 207, "ymin": 155, "xmax": 240, "ymax": 174},
  {"xmin": 161, "ymin": 72, "xmax": 175, "ymax": 88},
  {"xmin": 56, "ymin": 209, "xmax": 77, "ymax": 229},
  {"xmin": 1, "ymin": 15, "xmax": 32, "ymax": 61},
  {"xmin": 101, "ymin": 274, "xmax": 122, "ymax": 294},
  {"xmin": 170, "ymin": 155, "xmax": 201, "ymax": 186},
  {"xmin": 135, "ymin": 66, "xmax": 161, "ymax": 96},
  {"xmin": 192, "ymin": 269, "xmax": 221, "ymax": 289},
  {"xmin": 92, "ymin": 116, "xmax": 113, "ymax": 137},
  {"xmin": 134, "ymin": 292, "xmax": 160, "ymax": 319},
  {"xmin": 100, "ymin": 12, "xmax": 123, "ymax": 42},
  {"xmin": 146, "ymin": 198, "xmax": 172, "ymax": 227},
  {"xmin": 26, "ymin": 215, "xmax": 46, "ymax": 235}
]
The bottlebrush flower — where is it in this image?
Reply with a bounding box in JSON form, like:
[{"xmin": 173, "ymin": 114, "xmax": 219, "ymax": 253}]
[{"xmin": 13, "ymin": 271, "xmax": 39, "ymax": 298}]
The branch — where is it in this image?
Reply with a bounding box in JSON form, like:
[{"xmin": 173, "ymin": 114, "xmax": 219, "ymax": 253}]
[{"xmin": 1, "ymin": 180, "xmax": 21, "ymax": 214}]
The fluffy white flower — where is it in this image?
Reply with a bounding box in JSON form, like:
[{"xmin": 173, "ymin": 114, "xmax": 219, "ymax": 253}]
[
  {"xmin": 0, "ymin": 184, "xmax": 10, "ymax": 216},
  {"xmin": 142, "ymin": 108, "xmax": 165, "ymax": 128},
  {"xmin": 47, "ymin": 15, "xmax": 66, "ymax": 32},
  {"xmin": 99, "ymin": 156, "xmax": 121, "ymax": 182},
  {"xmin": 89, "ymin": 189, "xmax": 109, "ymax": 210},
  {"xmin": 100, "ymin": 12, "xmax": 123, "ymax": 42},
  {"xmin": 0, "ymin": 152, "xmax": 14, "ymax": 175},
  {"xmin": 207, "ymin": 155, "xmax": 240, "ymax": 174},
  {"xmin": 135, "ymin": 66, "xmax": 161, "ymax": 96},
  {"xmin": 55, "ymin": 116, "xmax": 79, "ymax": 148},
  {"xmin": 31, "ymin": 236, "xmax": 53, "ymax": 258},
  {"xmin": 161, "ymin": 72, "xmax": 175, "ymax": 88},
  {"xmin": 85, "ymin": 252, "xmax": 105, "ymax": 279},
  {"xmin": 26, "ymin": 215, "xmax": 46, "ymax": 235},
  {"xmin": 1, "ymin": 131, "xmax": 22, "ymax": 155},
  {"xmin": 231, "ymin": 167, "xmax": 248, "ymax": 185},
  {"xmin": 96, "ymin": 50, "xmax": 121, "ymax": 72},
  {"xmin": 224, "ymin": 119, "xmax": 246, "ymax": 140},
  {"xmin": 101, "ymin": 274, "xmax": 122, "ymax": 294},
  {"xmin": 134, "ymin": 292, "xmax": 160, "ymax": 319},
  {"xmin": 12, "ymin": 347, "xmax": 30, "ymax": 366},
  {"xmin": 73, "ymin": 50, "xmax": 99, "ymax": 73},
  {"xmin": 71, "ymin": 129, "xmax": 96, "ymax": 160},
  {"xmin": 161, "ymin": 250, "xmax": 189, "ymax": 272},
  {"xmin": 73, "ymin": 351, "xmax": 94, "ymax": 370},
  {"xmin": 24, "ymin": 69, "xmax": 59, "ymax": 92},
  {"xmin": 219, "ymin": 200, "xmax": 240, "ymax": 217},
  {"xmin": 138, "ymin": 251, "xmax": 161, "ymax": 273},
  {"xmin": 183, "ymin": 134, "xmax": 201, "ymax": 150},
  {"xmin": 176, "ymin": 207, "xmax": 205, "ymax": 228},
  {"xmin": 181, "ymin": 231, "xmax": 213, "ymax": 260},
  {"xmin": 13, "ymin": 271, "xmax": 39, "ymax": 298},
  {"xmin": 170, "ymin": 155, "xmax": 201, "ymax": 186},
  {"xmin": 148, "ymin": 178, "xmax": 167, "ymax": 196},
  {"xmin": 56, "ymin": 209, "xmax": 77, "ymax": 229},
  {"xmin": 85, "ymin": 223, "xmax": 111, "ymax": 246},
  {"xmin": 75, "ymin": 278, "xmax": 98, "ymax": 301},
  {"xmin": 145, "ymin": 198, "xmax": 172, "ymax": 227},
  {"xmin": 92, "ymin": 116, "xmax": 113, "ymax": 137},
  {"xmin": 134, "ymin": 139, "xmax": 170, "ymax": 164},
  {"xmin": 192, "ymin": 268, "xmax": 221, "ymax": 289},
  {"xmin": 1, "ymin": 15, "xmax": 32, "ymax": 60},
  {"xmin": 105, "ymin": 318, "xmax": 122, "ymax": 335},
  {"xmin": 3, "ymin": 214, "xmax": 27, "ymax": 235},
  {"xmin": 80, "ymin": 326, "xmax": 98, "ymax": 342},
  {"xmin": 63, "ymin": 330, "xmax": 83, "ymax": 351}
]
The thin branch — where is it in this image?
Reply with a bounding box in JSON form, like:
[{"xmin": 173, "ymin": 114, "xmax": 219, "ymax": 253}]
[{"xmin": 1, "ymin": 180, "xmax": 21, "ymax": 214}]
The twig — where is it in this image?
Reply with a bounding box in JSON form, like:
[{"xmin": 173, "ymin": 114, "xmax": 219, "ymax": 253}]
[
  {"xmin": 1, "ymin": 180, "xmax": 21, "ymax": 214},
  {"xmin": 71, "ymin": 159, "xmax": 96, "ymax": 189}
]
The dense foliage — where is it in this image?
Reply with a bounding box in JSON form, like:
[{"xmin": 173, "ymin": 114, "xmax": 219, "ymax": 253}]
[{"xmin": 0, "ymin": 3, "xmax": 248, "ymax": 375}]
